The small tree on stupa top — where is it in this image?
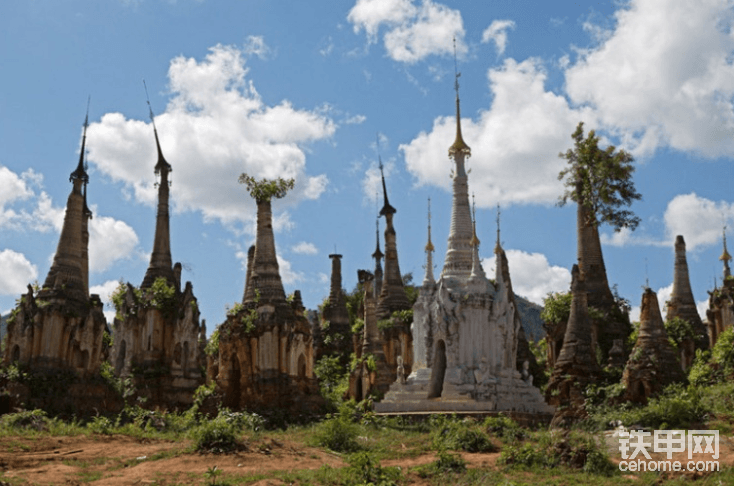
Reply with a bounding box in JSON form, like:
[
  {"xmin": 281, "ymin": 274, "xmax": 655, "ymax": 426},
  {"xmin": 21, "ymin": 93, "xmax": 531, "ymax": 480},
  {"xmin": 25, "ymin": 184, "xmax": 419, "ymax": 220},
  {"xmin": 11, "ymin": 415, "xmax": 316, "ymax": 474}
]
[
  {"xmin": 558, "ymin": 122, "xmax": 641, "ymax": 231},
  {"xmin": 238, "ymin": 174, "xmax": 295, "ymax": 202}
]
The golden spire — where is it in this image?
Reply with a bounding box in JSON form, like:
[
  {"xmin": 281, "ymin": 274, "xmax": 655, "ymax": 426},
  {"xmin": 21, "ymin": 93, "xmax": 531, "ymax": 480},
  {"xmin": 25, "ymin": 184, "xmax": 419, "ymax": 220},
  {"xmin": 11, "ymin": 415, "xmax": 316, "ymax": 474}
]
[
  {"xmin": 448, "ymin": 36, "xmax": 471, "ymax": 159},
  {"xmin": 470, "ymin": 193, "xmax": 479, "ymax": 247},
  {"xmin": 720, "ymin": 226, "xmax": 731, "ymax": 262},
  {"xmin": 425, "ymin": 197, "xmax": 435, "ymax": 252}
]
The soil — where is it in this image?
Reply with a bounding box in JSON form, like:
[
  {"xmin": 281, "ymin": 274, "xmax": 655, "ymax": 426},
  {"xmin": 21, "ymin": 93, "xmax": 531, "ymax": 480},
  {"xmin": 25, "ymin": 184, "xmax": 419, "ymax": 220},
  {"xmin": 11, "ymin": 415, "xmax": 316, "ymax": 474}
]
[{"xmin": 0, "ymin": 431, "xmax": 731, "ymax": 485}]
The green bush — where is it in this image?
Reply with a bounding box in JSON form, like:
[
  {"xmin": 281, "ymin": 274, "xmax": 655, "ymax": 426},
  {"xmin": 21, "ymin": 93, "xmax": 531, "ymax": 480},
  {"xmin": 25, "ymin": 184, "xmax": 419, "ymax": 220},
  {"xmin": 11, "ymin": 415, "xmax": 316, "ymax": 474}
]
[
  {"xmin": 87, "ymin": 415, "xmax": 116, "ymax": 435},
  {"xmin": 433, "ymin": 450, "xmax": 466, "ymax": 473},
  {"xmin": 483, "ymin": 414, "xmax": 526, "ymax": 443},
  {"xmin": 430, "ymin": 415, "xmax": 496, "ymax": 453},
  {"xmin": 191, "ymin": 416, "xmax": 241, "ymax": 454},
  {"xmin": 1, "ymin": 409, "xmax": 50, "ymax": 432},
  {"xmin": 313, "ymin": 414, "xmax": 361, "ymax": 453},
  {"xmin": 345, "ymin": 452, "xmax": 401, "ymax": 486}
]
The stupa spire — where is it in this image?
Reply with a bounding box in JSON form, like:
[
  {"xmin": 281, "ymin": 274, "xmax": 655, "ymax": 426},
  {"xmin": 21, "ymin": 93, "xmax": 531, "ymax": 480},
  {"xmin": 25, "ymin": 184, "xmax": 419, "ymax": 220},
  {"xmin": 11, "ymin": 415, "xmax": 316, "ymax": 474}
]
[
  {"xmin": 469, "ymin": 194, "xmax": 486, "ymax": 281},
  {"xmin": 441, "ymin": 40, "xmax": 474, "ymax": 281},
  {"xmin": 70, "ymin": 97, "xmax": 90, "ymax": 184},
  {"xmin": 372, "ymin": 217, "xmax": 384, "ymax": 298},
  {"xmin": 423, "ymin": 198, "xmax": 435, "ymax": 286},
  {"xmin": 720, "ymin": 226, "xmax": 731, "ymax": 278},
  {"xmin": 141, "ymin": 81, "xmax": 176, "ymax": 289}
]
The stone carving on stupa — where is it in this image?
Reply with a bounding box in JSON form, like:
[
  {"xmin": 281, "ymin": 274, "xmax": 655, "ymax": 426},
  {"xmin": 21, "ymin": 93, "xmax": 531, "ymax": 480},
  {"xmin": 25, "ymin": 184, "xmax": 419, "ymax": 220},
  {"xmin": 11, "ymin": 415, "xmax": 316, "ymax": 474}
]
[
  {"xmin": 622, "ymin": 288, "xmax": 685, "ymax": 404},
  {"xmin": 666, "ymin": 235, "xmax": 709, "ymax": 369},
  {"xmin": 214, "ymin": 175, "xmax": 321, "ymax": 414},
  {"xmin": 375, "ymin": 64, "xmax": 551, "ymax": 415},
  {"xmin": 109, "ymin": 93, "xmax": 204, "ymax": 409},
  {"xmin": 707, "ymin": 228, "xmax": 734, "ymax": 347},
  {"xmin": 4, "ymin": 106, "xmax": 106, "ymax": 377},
  {"xmin": 545, "ymin": 265, "xmax": 601, "ymax": 427}
]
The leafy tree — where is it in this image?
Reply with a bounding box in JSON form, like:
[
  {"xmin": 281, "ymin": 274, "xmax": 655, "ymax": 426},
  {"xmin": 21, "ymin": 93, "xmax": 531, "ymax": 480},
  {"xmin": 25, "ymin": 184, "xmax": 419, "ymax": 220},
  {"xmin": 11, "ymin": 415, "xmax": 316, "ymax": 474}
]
[
  {"xmin": 558, "ymin": 122, "xmax": 641, "ymax": 231},
  {"xmin": 238, "ymin": 174, "xmax": 294, "ymax": 202}
]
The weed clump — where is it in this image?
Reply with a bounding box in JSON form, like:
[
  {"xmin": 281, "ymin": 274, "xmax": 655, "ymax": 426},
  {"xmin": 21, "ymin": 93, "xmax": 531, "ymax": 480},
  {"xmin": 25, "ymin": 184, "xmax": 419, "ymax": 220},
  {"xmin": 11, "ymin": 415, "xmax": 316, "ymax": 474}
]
[
  {"xmin": 191, "ymin": 415, "xmax": 242, "ymax": 454},
  {"xmin": 1, "ymin": 409, "xmax": 50, "ymax": 432},
  {"xmin": 313, "ymin": 413, "xmax": 361, "ymax": 453},
  {"xmin": 345, "ymin": 452, "xmax": 402, "ymax": 486},
  {"xmin": 483, "ymin": 414, "xmax": 527, "ymax": 443},
  {"xmin": 430, "ymin": 415, "xmax": 497, "ymax": 453}
]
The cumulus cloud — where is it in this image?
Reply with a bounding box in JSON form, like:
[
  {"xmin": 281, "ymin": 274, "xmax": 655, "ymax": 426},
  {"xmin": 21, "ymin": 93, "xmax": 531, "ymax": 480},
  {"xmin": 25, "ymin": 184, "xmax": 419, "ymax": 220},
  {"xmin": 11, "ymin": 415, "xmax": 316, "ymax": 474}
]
[
  {"xmin": 663, "ymin": 193, "xmax": 734, "ymax": 251},
  {"xmin": 481, "ymin": 20, "xmax": 515, "ymax": 56},
  {"xmin": 565, "ymin": 0, "xmax": 734, "ymax": 157},
  {"xmin": 402, "ymin": 58, "xmax": 595, "ymax": 207},
  {"xmin": 87, "ymin": 44, "xmax": 335, "ymax": 226},
  {"xmin": 277, "ymin": 255, "xmax": 305, "ymax": 285},
  {"xmin": 482, "ymin": 249, "xmax": 570, "ymax": 305},
  {"xmin": 0, "ymin": 249, "xmax": 38, "ymax": 295},
  {"xmin": 348, "ymin": 0, "xmax": 467, "ymax": 63},
  {"xmin": 0, "ymin": 166, "xmax": 36, "ymax": 229},
  {"xmin": 88, "ymin": 212, "xmax": 141, "ymax": 273},
  {"xmin": 291, "ymin": 241, "xmax": 318, "ymax": 255}
]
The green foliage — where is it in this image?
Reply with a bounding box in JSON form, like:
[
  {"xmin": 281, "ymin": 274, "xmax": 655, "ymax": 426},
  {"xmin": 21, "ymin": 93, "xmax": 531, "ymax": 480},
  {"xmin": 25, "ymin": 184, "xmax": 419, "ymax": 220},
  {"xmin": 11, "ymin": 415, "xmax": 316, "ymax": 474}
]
[
  {"xmin": 430, "ymin": 415, "xmax": 496, "ymax": 453},
  {"xmin": 238, "ymin": 173, "xmax": 294, "ymax": 202},
  {"xmin": 687, "ymin": 327, "xmax": 734, "ymax": 386},
  {"xmin": 191, "ymin": 415, "xmax": 241, "ymax": 454},
  {"xmin": 711, "ymin": 326, "xmax": 734, "ymax": 375},
  {"xmin": 313, "ymin": 355, "xmax": 349, "ymax": 408},
  {"xmin": 99, "ymin": 361, "xmax": 135, "ymax": 401},
  {"xmin": 313, "ymin": 413, "xmax": 361, "ymax": 453},
  {"xmin": 391, "ymin": 308, "xmax": 413, "ymax": 324},
  {"xmin": 377, "ymin": 318, "xmax": 394, "ymax": 331},
  {"xmin": 541, "ymin": 291, "xmax": 572, "ymax": 327},
  {"xmin": 558, "ymin": 121, "xmax": 642, "ymax": 231},
  {"xmin": 483, "ymin": 414, "xmax": 526, "ymax": 443},
  {"xmin": 351, "ymin": 317, "xmax": 365, "ymax": 334},
  {"xmin": 102, "ymin": 330, "xmax": 113, "ymax": 349},
  {"xmin": 87, "ymin": 415, "xmax": 115, "ymax": 435},
  {"xmin": 148, "ymin": 277, "xmax": 177, "ymax": 315},
  {"xmin": 345, "ymin": 452, "xmax": 402, "ymax": 486},
  {"xmin": 688, "ymin": 349, "xmax": 714, "ymax": 386},
  {"xmin": 665, "ymin": 316, "xmax": 696, "ymax": 349},
  {"xmin": 499, "ymin": 429, "xmax": 616, "ymax": 477},
  {"xmin": 205, "ymin": 328, "xmax": 220, "ymax": 356},
  {"xmin": 0, "ymin": 410, "xmax": 50, "ymax": 432},
  {"xmin": 204, "ymin": 465, "xmax": 222, "ymax": 486}
]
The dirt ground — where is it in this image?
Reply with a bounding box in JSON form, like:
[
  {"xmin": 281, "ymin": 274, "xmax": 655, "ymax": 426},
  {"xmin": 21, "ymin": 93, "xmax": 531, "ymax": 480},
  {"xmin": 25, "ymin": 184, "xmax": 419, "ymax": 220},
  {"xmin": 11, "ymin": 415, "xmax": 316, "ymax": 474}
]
[{"xmin": 0, "ymin": 431, "xmax": 731, "ymax": 485}]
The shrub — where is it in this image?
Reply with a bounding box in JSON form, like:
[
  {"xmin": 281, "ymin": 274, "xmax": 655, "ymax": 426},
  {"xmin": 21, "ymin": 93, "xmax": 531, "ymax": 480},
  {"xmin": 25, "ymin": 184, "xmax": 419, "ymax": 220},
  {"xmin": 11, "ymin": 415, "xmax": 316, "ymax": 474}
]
[
  {"xmin": 191, "ymin": 416, "xmax": 241, "ymax": 454},
  {"xmin": 432, "ymin": 450, "xmax": 466, "ymax": 474},
  {"xmin": 313, "ymin": 414, "xmax": 360, "ymax": 453},
  {"xmin": 87, "ymin": 415, "xmax": 115, "ymax": 435},
  {"xmin": 1, "ymin": 409, "xmax": 50, "ymax": 432},
  {"xmin": 483, "ymin": 414, "xmax": 526, "ymax": 443},
  {"xmin": 345, "ymin": 452, "xmax": 401, "ymax": 486},
  {"xmin": 430, "ymin": 415, "xmax": 496, "ymax": 453}
]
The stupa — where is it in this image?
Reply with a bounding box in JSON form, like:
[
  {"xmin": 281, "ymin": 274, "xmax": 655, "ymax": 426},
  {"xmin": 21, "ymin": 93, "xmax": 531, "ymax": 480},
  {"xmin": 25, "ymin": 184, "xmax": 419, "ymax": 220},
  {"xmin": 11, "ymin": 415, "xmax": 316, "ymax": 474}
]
[{"xmin": 375, "ymin": 67, "xmax": 552, "ymax": 415}]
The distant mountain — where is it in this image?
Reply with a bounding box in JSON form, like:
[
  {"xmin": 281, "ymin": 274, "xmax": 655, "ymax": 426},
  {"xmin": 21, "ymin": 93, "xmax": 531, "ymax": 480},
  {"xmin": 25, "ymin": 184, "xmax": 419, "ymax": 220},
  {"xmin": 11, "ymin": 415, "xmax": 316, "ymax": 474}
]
[{"xmin": 516, "ymin": 296, "xmax": 545, "ymax": 342}]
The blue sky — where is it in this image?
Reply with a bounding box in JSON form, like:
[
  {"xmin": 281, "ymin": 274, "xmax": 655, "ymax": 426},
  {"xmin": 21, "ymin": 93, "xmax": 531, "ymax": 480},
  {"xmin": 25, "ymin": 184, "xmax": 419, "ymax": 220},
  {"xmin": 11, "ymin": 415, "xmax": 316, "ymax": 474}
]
[{"xmin": 2, "ymin": 0, "xmax": 734, "ymax": 332}]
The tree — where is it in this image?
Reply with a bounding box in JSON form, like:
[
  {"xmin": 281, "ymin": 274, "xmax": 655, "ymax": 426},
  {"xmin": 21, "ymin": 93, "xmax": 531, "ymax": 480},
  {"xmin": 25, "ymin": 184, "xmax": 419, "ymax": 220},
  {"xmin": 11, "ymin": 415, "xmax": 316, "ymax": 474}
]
[
  {"xmin": 238, "ymin": 174, "xmax": 294, "ymax": 202},
  {"xmin": 558, "ymin": 122, "xmax": 641, "ymax": 231}
]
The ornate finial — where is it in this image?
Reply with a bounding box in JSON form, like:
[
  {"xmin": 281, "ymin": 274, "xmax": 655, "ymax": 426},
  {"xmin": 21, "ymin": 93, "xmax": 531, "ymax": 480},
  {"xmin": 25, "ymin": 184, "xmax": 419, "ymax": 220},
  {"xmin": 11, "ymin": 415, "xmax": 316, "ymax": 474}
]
[
  {"xmin": 425, "ymin": 197, "xmax": 435, "ymax": 252},
  {"xmin": 372, "ymin": 217, "xmax": 383, "ymax": 260},
  {"xmin": 144, "ymin": 79, "xmax": 172, "ymax": 175},
  {"xmin": 448, "ymin": 36, "xmax": 471, "ymax": 159},
  {"xmin": 470, "ymin": 193, "xmax": 479, "ymax": 247},
  {"xmin": 721, "ymin": 226, "xmax": 731, "ymax": 278},
  {"xmin": 645, "ymin": 257, "xmax": 649, "ymax": 288},
  {"xmin": 70, "ymin": 97, "xmax": 91, "ymax": 183},
  {"xmin": 377, "ymin": 134, "xmax": 396, "ymax": 217}
]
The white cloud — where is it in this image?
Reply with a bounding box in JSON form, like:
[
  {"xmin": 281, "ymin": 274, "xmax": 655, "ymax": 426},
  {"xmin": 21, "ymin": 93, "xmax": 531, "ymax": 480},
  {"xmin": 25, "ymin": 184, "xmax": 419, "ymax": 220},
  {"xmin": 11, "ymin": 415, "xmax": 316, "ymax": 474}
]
[
  {"xmin": 243, "ymin": 35, "xmax": 272, "ymax": 60},
  {"xmin": 0, "ymin": 166, "xmax": 35, "ymax": 229},
  {"xmin": 291, "ymin": 242, "xmax": 318, "ymax": 255},
  {"xmin": 481, "ymin": 20, "xmax": 515, "ymax": 56},
  {"xmin": 482, "ymin": 249, "xmax": 570, "ymax": 305},
  {"xmin": 599, "ymin": 226, "xmax": 667, "ymax": 248},
  {"xmin": 345, "ymin": 114, "xmax": 367, "ymax": 125},
  {"xmin": 628, "ymin": 283, "xmax": 672, "ymax": 323},
  {"xmin": 87, "ymin": 44, "xmax": 335, "ymax": 227},
  {"xmin": 277, "ymin": 255, "xmax": 304, "ymax": 285},
  {"xmin": 348, "ymin": 0, "xmax": 467, "ymax": 63},
  {"xmin": 663, "ymin": 193, "xmax": 734, "ymax": 251},
  {"xmin": 0, "ymin": 249, "xmax": 38, "ymax": 296},
  {"xmin": 88, "ymin": 211, "xmax": 140, "ymax": 273},
  {"xmin": 565, "ymin": 0, "xmax": 734, "ymax": 157},
  {"xmin": 402, "ymin": 58, "xmax": 595, "ymax": 208}
]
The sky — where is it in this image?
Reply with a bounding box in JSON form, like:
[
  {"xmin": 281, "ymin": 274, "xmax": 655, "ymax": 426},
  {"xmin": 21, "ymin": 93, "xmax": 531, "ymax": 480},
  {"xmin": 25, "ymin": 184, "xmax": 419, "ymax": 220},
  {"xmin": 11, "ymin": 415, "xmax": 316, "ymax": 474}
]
[{"xmin": 2, "ymin": 0, "xmax": 734, "ymax": 333}]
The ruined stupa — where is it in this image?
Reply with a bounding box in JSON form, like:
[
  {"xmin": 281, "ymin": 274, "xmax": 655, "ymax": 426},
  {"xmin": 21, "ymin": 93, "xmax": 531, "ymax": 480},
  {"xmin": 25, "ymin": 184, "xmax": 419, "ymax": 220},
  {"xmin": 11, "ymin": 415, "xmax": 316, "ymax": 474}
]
[
  {"xmin": 4, "ymin": 109, "xmax": 106, "ymax": 376},
  {"xmin": 375, "ymin": 160, "xmax": 411, "ymax": 320},
  {"xmin": 622, "ymin": 288, "xmax": 685, "ymax": 404},
  {"xmin": 706, "ymin": 229, "xmax": 734, "ymax": 347},
  {"xmin": 545, "ymin": 265, "xmax": 601, "ymax": 427},
  {"xmin": 375, "ymin": 76, "xmax": 551, "ymax": 415},
  {"xmin": 215, "ymin": 176, "xmax": 321, "ymax": 413},
  {"xmin": 666, "ymin": 235, "xmax": 709, "ymax": 369},
  {"xmin": 109, "ymin": 103, "xmax": 204, "ymax": 408},
  {"xmin": 319, "ymin": 253, "xmax": 352, "ymax": 361}
]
